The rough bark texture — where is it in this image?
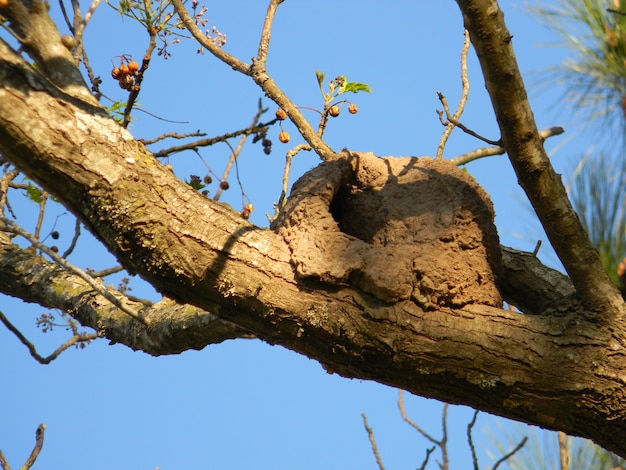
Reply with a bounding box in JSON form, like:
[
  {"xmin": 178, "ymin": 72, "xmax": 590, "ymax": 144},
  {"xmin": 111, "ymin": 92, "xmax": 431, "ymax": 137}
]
[{"xmin": 0, "ymin": 0, "xmax": 625, "ymax": 459}]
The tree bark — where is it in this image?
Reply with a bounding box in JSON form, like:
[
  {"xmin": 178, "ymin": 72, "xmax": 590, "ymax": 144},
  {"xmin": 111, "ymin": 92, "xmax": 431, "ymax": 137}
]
[{"xmin": 0, "ymin": 0, "xmax": 625, "ymax": 459}]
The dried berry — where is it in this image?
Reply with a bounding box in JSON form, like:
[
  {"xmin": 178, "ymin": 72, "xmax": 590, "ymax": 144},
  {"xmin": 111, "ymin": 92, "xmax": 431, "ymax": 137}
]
[
  {"xmin": 111, "ymin": 67, "xmax": 121, "ymax": 79},
  {"xmin": 51, "ymin": 231, "xmax": 59, "ymax": 240},
  {"xmin": 127, "ymin": 61, "xmax": 139, "ymax": 74},
  {"xmin": 203, "ymin": 175, "xmax": 213, "ymax": 184},
  {"xmin": 278, "ymin": 130, "xmax": 290, "ymax": 143},
  {"xmin": 329, "ymin": 105, "xmax": 340, "ymax": 117},
  {"xmin": 241, "ymin": 203, "xmax": 254, "ymax": 219},
  {"xmin": 219, "ymin": 180, "xmax": 230, "ymax": 190},
  {"xmin": 275, "ymin": 108, "xmax": 287, "ymax": 120},
  {"xmin": 348, "ymin": 103, "xmax": 358, "ymax": 114},
  {"xmin": 119, "ymin": 64, "xmax": 130, "ymax": 76}
]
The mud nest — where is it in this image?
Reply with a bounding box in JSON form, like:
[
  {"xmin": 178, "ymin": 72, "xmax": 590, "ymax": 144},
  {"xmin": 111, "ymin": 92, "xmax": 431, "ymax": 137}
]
[{"xmin": 272, "ymin": 151, "xmax": 502, "ymax": 309}]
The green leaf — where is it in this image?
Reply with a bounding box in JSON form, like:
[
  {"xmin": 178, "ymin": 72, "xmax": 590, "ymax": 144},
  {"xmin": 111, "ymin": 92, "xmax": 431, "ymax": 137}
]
[
  {"xmin": 341, "ymin": 81, "xmax": 372, "ymax": 94},
  {"xmin": 25, "ymin": 183, "xmax": 43, "ymax": 203}
]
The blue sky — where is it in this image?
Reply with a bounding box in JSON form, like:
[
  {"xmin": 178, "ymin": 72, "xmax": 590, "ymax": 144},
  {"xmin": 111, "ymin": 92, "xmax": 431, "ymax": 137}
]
[{"xmin": 0, "ymin": 1, "xmax": 602, "ymax": 468}]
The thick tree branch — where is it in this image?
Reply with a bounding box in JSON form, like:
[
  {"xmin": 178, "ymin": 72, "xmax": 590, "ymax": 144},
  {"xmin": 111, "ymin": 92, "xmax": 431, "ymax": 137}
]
[
  {"xmin": 455, "ymin": 0, "xmax": 624, "ymax": 313},
  {"xmin": 0, "ymin": 231, "xmax": 253, "ymax": 354}
]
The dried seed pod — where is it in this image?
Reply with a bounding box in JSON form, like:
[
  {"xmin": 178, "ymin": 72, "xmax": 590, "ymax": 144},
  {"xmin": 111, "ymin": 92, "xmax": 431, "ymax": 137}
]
[
  {"xmin": 329, "ymin": 105, "xmax": 340, "ymax": 117},
  {"xmin": 275, "ymin": 108, "xmax": 287, "ymax": 120},
  {"xmin": 348, "ymin": 103, "xmax": 358, "ymax": 114}
]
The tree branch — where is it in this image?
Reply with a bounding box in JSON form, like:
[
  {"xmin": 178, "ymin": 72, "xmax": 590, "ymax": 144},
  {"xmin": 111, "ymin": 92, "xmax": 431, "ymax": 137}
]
[
  {"xmin": 455, "ymin": 0, "xmax": 623, "ymax": 312},
  {"xmin": 171, "ymin": 0, "xmax": 336, "ymax": 161},
  {"xmin": 19, "ymin": 424, "xmax": 45, "ymax": 470},
  {"xmin": 449, "ymin": 127, "xmax": 564, "ymax": 166},
  {"xmin": 0, "ymin": 231, "xmax": 254, "ymax": 354},
  {"xmin": 1, "ymin": 4, "xmax": 626, "ymax": 458}
]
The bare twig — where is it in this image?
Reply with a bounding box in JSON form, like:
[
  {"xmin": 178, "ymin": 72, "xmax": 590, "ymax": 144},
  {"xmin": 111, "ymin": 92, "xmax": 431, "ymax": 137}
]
[
  {"xmin": 417, "ymin": 446, "xmax": 436, "ymax": 470},
  {"xmin": 398, "ymin": 390, "xmax": 449, "ymax": 469},
  {"xmin": 1, "ymin": 217, "xmax": 146, "ymax": 324},
  {"xmin": 19, "ymin": 424, "xmax": 46, "ymax": 470},
  {"xmin": 449, "ymin": 126, "xmax": 565, "ymax": 166},
  {"xmin": 140, "ymin": 131, "xmax": 207, "ymax": 146},
  {"xmin": 33, "ymin": 190, "xmax": 48, "ymax": 240},
  {"xmin": 437, "ymin": 91, "xmax": 501, "ymax": 146},
  {"xmin": 152, "ymin": 122, "xmax": 276, "ymax": 158},
  {"xmin": 275, "ymin": 143, "xmax": 312, "ymax": 211},
  {"xmin": 61, "ymin": 218, "xmax": 81, "ymax": 258},
  {"xmin": 398, "ymin": 390, "xmax": 441, "ymax": 445},
  {"xmin": 214, "ymin": 101, "xmax": 267, "ymax": 201},
  {"xmin": 436, "ymin": 30, "xmax": 471, "ymax": 158},
  {"xmin": 70, "ymin": 0, "xmax": 100, "ymax": 64},
  {"xmin": 558, "ymin": 431, "xmax": 569, "ymax": 470},
  {"xmin": 361, "ymin": 413, "xmax": 385, "ymax": 470},
  {"xmin": 467, "ymin": 410, "xmax": 479, "ymax": 470},
  {"xmin": 492, "ymin": 436, "xmax": 528, "ymax": 470},
  {"xmin": 0, "ymin": 310, "xmax": 97, "ymax": 364}
]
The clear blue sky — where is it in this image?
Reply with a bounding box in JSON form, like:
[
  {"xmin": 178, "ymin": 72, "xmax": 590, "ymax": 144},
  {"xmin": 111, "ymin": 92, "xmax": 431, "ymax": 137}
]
[{"xmin": 0, "ymin": 1, "xmax": 598, "ymax": 468}]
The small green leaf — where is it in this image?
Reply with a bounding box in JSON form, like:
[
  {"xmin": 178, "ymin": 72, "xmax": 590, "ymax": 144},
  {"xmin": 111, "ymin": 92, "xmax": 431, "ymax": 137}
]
[
  {"xmin": 342, "ymin": 81, "xmax": 372, "ymax": 94},
  {"xmin": 25, "ymin": 183, "xmax": 43, "ymax": 203}
]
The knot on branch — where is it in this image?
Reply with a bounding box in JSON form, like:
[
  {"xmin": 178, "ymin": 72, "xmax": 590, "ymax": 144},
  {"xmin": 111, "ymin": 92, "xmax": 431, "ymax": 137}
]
[{"xmin": 271, "ymin": 151, "xmax": 502, "ymax": 308}]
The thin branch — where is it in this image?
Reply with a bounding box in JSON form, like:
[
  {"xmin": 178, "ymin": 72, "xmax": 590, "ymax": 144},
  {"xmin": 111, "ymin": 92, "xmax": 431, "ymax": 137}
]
[
  {"xmin": 61, "ymin": 218, "xmax": 81, "ymax": 258},
  {"xmin": 0, "ymin": 450, "xmax": 9, "ymax": 470},
  {"xmin": 152, "ymin": 122, "xmax": 276, "ymax": 158},
  {"xmin": 398, "ymin": 390, "xmax": 442, "ymax": 445},
  {"xmin": 361, "ymin": 413, "xmax": 385, "ymax": 470},
  {"xmin": 275, "ymin": 143, "xmax": 312, "ymax": 211},
  {"xmin": 437, "ymin": 91, "xmax": 501, "ymax": 146},
  {"xmin": 449, "ymin": 126, "xmax": 565, "ymax": 166},
  {"xmin": 467, "ymin": 410, "xmax": 479, "ymax": 470},
  {"xmin": 18, "ymin": 423, "xmax": 45, "ymax": 470},
  {"xmin": 1, "ymin": 217, "xmax": 146, "ymax": 324},
  {"xmin": 492, "ymin": 436, "xmax": 527, "ymax": 470},
  {"xmin": 440, "ymin": 403, "xmax": 449, "ymax": 470},
  {"xmin": 558, "ymin": 431, "xmax": 569, "ymax": 470},
  {"xmin": 170, "ymin": 0, "xmax": 251, "ymax": 75},
  {"xmin": 417, "ymin": 446, "xmax": 436, "ymax": 470},
  {"xmin": 0, "ymin": 309, "xmax": 97, "ymax": 364},
  {"xmin": 257, "ymin": 0, "xmax": 283, "ymax": 64},
  {"xmin": 122, "ymin": 29, "xmax": 157, "ymax": 128},
  {"xmin": 32, "ymin": 190, "xmax": 48, "ymax": 240},
  {"xmin": 214, "ymin": 101, "xmax": 266, "ymax": 201},
  {"xmin": 436, "ymin": 29, "xmax": 471, "ymax": 158},
  {"xmin": 70, "ymin": 0, "xmax": 100, "ymax": 64},
  {"xmin": 88, "ymin": 265, "xmax": 124, "ymax": 278},
  {"xmin": 140, "ymin": 130, "xmax": 207, "ymax": 146}
]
